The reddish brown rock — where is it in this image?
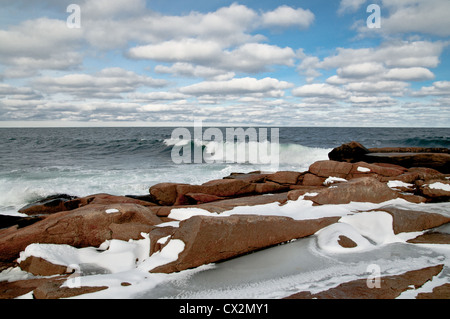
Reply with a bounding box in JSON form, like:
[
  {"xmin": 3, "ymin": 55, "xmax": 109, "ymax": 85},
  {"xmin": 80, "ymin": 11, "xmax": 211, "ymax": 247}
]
[
  {"xmin": 348, "ymin": 162, "xmax": 406, "ymax": 179},
  {"xmin": 19, "ymin": 256, "xmax": 70, "ymax": 276},
  {"xmin": 149, "ymin": 183, "xmax": 186, "ymax": 206},
  {"xmin": 254, "ymin": 182, "xmax": 289, "ymax": 194},
  {"xmin": 184, "ymin": 193, "xmax": 226, "ymax": 204},
  {"xmin": 378, "ymin": 206, "xmax": 450, "ymax": 234},
  {"xmin": 337, "ymin": 235, "xmax": 358, "ymax": 248},
  {"xmin": 308, "ymin": 160, "xmax": 354, "ymax": 179},
  {"xmin": 77, "ymin": 193, "xmax": 157, "ymax": 207},
  {"xmin": 416, "ymin": 284, "xmax": 450, "ymax": 299},
  {"xmin": 0, "ymin": 274, "xmax": 107, "ymax": 299},
  {"xmin": 287, "ymin": 186, "xmax": 325, "ymax": 201},
  {"xmin": 306, "ymin": 177, "xmax": 398, "ymax": 205},
  {"xmin": 265, "ymin": 171, "xmax": 302, "ymax": 185},
  {"xmin": 397, "ymin": 193, "xmax": 427, "ymax": 204},
  {"xmin": 151, "ymin": 192, "xmax": 289, "ymax": 217},
  {"xmin": 223, "ymin": 172, "xmax": 269, "ymax": 183},
  {"xmin": 285, "ymin": 264, "xmax": 444, "ymax": 299},
  {"xmin": 0, "ymin": 203, "xmax": 162, "ymax": 262},
  {"xmin": 0, "ymin": 275, "xmax": 69, "ymax": 299},
  {"xmin": 174, "ymin": 179, "xmax": 256, "ymax": 205},
  {"xmin": 151, "ymin": 214, "xmax": 340, "ymax": 273},
  {"xmin": 301, "ymin": 173, "xmax": 326, "ymax": 186},
  {"xmin": 407, "ymin": 232, "xmax": 450, "ymax": 245},
  {"xmin": 33, "ymin": 278, "xmax": 108, "ymax": 299}
]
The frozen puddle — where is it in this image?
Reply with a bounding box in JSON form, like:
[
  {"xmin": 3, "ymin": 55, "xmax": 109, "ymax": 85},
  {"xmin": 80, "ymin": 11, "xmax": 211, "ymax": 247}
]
[{"xmin": 134, "ymin": 235, "xmax": 449, "ymax": 299}]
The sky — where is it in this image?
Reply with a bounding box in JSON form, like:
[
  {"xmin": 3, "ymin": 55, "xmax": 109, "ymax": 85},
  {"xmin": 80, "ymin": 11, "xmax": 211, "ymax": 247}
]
[{"xmin": 0, "ymin": 0, "xmax": 449, "ymax": 127}]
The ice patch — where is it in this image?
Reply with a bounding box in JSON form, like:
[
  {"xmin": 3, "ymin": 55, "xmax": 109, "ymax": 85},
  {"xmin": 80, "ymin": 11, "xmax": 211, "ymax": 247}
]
[{"xmin": 357, "ymin": 166, "xmax": 371, "ymax": 172}]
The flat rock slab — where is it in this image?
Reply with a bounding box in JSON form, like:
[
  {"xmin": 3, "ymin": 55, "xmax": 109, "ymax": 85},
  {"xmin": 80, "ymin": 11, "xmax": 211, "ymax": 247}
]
[
  {"xmin": 151, "ymin": 214, "xmax": 340, "ymax": 273},
  {"xmin": 285, "ymin": 264, "xmax": 444, "ymax": 299}
]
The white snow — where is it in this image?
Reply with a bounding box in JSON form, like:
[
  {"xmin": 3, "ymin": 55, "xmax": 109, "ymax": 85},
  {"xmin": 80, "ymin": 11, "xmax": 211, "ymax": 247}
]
[
  {"xmin": 427, "ymin": 182, "xmax": 450, "ymax": 192},
  {"xmin": 138, "ymin": 239, "xmax": 185, "ymax": 272},
  {"xmin": 338, "ymin": 211, "xmax": 402, "ymax": 245},
  {"xmin": 316, "ymin": 222, "xmax": 374, "ymax": 253},
  {"xmin": 167, "ymin": 208, "xmax": 220, "ymax": 221},
  {"xmin": 105, "ymin": 208, "xmax": 120, "ymax": 214},
  {"xmin": 17, "ymin": 233, "xmax": 151, "ymax": 274},
  {"xmin": 316, "ymin": 211, "xmax": 402, "ymax": 254},
  {"xmin": 323, "ymin": 176, "xmax": 347, "ymax": 186},
  {"xmin": 357, "ymin": 166, "xmax": 371, "ymax": 172},
  {"xmin": 388, "ymin": 180, "xmax": 414, "ymax": 189}
]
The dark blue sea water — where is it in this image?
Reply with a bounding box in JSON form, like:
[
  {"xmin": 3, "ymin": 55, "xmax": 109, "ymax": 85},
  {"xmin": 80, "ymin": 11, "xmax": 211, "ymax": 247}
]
[{"xmin": 0, "ymin": 127, "xmax": 449, "ymax": 215}]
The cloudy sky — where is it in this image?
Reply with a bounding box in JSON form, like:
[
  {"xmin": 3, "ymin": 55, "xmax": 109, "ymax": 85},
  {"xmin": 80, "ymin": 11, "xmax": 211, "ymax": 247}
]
[{"xmin": 0, "ymin": 0, "xmax": 449, "ymax": 127}]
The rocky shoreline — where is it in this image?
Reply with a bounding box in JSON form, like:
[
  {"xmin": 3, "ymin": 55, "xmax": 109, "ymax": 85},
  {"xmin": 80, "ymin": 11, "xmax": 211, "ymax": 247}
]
[{"xmin": 1, "ymin": 141, "xmax": 449, "ymax": 299}]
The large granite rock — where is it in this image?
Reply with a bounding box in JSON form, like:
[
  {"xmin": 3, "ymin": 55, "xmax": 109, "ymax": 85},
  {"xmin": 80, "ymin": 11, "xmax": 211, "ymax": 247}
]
[
  {"xmin": 306, "ymin": 177, "xmax": 399, "ymax": 205},
  {"xmin": 150, "ymin": 214, "xmax": 340, "ymax": 273}
]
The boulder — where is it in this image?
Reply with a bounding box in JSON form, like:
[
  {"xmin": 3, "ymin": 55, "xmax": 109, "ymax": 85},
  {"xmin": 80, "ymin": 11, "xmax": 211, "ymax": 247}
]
[
  {"xmin": 328, "ymin": 141, "xmax": 369, "ymax": 163},
  {"xmin": 265, "ymin": 171, "xmax": 302, "ymax": 185},
  {"xmin": 306, "ymin": 177, "xmax": 398, "ymax": 205},
  {"xmin": 174, "ymin": 179, "xmax": 256, "ymax": 205},
  {"xmin": 308, "ymin": 160, "xmax": 353, "ymax": 179},
  {"xmin": 301, "ymin": 173, "xmax": 326, "ymax": 186},
  {"xmin": 254, "ymin": 182, "xmax": 290, "ymax": 194},
  {"xmin": 150, "ymin": 214, "xmax": 340, "ymax": 273},
  {"xmin": 149, "ymin": 183, "xmax": 186, "ymax": 206},
  {"xmin": 0, "ymin": 203, "xmax": 162, "ymax": 262},
  {"xmin": 19, "ymin": 256, "xmax": 70, "ymax": 277},
  {"xmin": 348, "ymin": 162, "xmax": 406, "ymax": 179}
]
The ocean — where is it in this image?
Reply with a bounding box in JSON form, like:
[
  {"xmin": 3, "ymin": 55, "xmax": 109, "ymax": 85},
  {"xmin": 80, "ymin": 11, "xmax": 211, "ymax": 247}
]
[{"xmin": 1, "ymin": 126, "xmax": 449, "ymax": 216}]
